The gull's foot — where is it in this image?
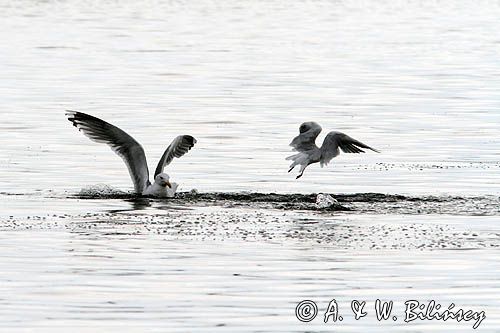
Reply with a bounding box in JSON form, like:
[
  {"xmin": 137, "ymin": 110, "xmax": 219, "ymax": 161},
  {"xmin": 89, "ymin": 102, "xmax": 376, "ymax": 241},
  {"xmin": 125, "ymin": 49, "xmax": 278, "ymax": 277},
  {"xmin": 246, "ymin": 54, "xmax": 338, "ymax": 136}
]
[{"xmin": 296, "ymin": 174, "xmax": 303, "ymax": 179}]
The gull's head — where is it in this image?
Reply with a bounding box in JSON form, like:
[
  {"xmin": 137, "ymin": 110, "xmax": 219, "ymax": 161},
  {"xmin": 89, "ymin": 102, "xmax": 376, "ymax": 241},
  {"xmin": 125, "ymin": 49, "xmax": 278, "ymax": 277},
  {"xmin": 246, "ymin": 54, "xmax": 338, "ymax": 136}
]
[
  {"xmin": 154, "ymin": 173, "xmax": 172, "ymax": 188},
  {"xmin": 299, "ymin": 121, "xmax": 321, "ymax": 134}
]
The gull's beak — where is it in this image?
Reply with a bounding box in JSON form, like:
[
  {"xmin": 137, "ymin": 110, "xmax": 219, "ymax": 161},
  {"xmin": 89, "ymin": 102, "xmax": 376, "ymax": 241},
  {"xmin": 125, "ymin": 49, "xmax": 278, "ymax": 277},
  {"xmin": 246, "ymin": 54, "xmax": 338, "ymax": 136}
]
[{"xmin": 165, "ymin": 181, "xmax": 172, "ymax": 188}]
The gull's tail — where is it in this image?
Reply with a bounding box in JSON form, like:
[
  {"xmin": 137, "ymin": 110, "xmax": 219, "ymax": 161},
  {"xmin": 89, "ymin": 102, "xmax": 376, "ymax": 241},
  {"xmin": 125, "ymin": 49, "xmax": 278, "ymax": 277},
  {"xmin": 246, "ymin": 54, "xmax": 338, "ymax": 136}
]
[{"xmin": 286, "ymin": 152, "xmax": 309, "ymax": 170}]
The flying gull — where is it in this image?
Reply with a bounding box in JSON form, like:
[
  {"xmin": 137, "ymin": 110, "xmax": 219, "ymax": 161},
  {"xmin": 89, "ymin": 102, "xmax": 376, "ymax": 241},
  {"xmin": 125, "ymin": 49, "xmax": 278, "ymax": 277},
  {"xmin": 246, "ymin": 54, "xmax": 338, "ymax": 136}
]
[
  {"xmin": 66, "ymin": 111, "xmax": 196, "ymax": 197},
  {"xmin": 287, "ymin": 121, "xmax": 379, "ymax": 179}
]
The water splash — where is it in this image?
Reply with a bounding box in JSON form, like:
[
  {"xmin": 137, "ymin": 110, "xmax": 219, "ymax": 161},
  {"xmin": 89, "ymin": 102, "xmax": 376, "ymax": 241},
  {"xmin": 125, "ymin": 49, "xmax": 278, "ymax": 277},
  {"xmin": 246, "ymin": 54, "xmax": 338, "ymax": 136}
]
[{"xmin": 78, "ymin": 184, "xmax": 128, "ymax": 198}]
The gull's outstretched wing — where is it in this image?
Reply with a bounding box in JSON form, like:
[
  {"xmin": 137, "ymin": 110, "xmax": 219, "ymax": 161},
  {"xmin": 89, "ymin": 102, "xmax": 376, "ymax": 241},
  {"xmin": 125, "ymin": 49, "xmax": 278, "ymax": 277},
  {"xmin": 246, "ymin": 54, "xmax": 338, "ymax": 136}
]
[
  {"xmin": 289, "ymin": 121, "xmax": 322, "ymax": 152},
  {"xmin": 320, "ymin": 131, "xmax": 379, "ymax": 166},
  {"xmin": 154, "ymin": 135, "xmax": 197, "ymax": 177},
  {"xmin": 66, "ymin": 110, "xmax": 150, "ymax": 193}
]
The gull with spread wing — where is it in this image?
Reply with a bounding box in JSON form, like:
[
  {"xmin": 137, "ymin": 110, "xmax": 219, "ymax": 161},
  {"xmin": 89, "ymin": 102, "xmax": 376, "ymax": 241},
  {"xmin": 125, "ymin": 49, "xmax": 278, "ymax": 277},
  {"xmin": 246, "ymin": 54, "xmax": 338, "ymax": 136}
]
[
  {"xmin": 287, "ymin": 121, "xmax": 379, "ymax": 179},
  {"xmin": 66, "ymin": 111, "xmax": 196, "ymax": 197}
]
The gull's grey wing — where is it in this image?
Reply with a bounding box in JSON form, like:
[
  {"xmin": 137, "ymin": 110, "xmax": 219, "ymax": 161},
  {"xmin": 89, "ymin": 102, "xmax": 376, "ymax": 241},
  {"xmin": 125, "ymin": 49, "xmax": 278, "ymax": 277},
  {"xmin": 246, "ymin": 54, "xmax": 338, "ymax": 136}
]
[
  {"xmin": 154, "ymin": 135, "xmax": 197, "ymax": 177},
  {"xmin": 320, "ymin": 131, "xmax": 379, "ymax": 166},
  {"xmin": 289, "ymin": 121, "xmax": 322, "ymax": 152},
  {"xmin": 66, "ymin": 110, "xmax": 150, "ymax": 193}
]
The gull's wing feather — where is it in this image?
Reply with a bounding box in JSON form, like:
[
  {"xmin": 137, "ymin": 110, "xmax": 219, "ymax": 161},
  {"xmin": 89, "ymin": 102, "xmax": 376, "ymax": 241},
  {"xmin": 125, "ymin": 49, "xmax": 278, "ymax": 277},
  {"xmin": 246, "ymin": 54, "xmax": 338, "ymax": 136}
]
[
  {"xmin": 320, "ymin": 131, "xmax": 379, "ymax": 166},
  {"xmin": 66, "ymin": 110, "xmax": 150, "ymax": 193},
  {"xmin": 289, "ymin": 122, "xmax": 322, "ymax": 152},
  {"xmin": 154, "ymin": 135, "xmax": 197, "ymax": 177}
]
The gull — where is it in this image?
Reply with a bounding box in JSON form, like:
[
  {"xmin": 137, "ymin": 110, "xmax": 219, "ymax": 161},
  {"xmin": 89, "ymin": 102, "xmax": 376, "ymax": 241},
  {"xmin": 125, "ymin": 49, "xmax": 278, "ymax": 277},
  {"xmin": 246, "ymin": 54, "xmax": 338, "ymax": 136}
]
[
  {"xmin": 66, "ymin": 111, "xmax": 196, "ymax": 197},
  {"xmin": 287, "ymin": 121, "xmax": 379, "ymax": 179}
]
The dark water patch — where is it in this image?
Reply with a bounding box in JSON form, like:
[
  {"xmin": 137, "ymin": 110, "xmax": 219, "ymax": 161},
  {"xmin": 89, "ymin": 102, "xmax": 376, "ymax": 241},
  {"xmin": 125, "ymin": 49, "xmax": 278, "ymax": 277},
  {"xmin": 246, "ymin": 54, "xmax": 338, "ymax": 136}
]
[
  {"xmin": 1, "ymin": 191, "xmax": 495, "ymax": 216},
  {"xmin": 174, "ymin": 192, "xmax": 500, "ymax": 216},
  {"xmin": 0, "ymin": 192, "xmax": 26, "ymax": 196},
  {"xmin": 70, "ymin": 191, "xmax": 500, "ymax": 216}
]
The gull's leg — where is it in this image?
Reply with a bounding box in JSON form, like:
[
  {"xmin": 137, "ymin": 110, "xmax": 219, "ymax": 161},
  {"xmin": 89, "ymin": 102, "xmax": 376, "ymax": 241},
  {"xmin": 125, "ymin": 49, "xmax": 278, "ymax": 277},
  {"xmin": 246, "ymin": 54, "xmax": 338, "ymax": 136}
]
[
  {"xmin": 296, "ymin": 164, "xmax": 308, "ymax": 179},
  {"xmin": 288, "ymin": 160, "xmax": 299, "ymax": 173}
]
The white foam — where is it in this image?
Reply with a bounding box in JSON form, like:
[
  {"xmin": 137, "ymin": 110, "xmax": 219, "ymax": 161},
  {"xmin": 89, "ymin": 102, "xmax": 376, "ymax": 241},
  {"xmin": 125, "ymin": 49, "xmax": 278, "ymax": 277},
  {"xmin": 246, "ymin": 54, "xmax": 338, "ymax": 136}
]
[
  {"xmin": 315, "ymin": 193, "xmax": 338, "ymax": 209},
  {"xmin": 78, "ymin": 184, "xmax": 127, "ymax": 197}
]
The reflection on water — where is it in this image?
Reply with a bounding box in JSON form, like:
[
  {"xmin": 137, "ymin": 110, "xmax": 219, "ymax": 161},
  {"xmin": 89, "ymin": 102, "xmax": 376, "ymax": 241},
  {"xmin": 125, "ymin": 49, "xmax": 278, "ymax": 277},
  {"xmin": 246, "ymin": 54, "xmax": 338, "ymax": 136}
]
[
  {"xmin": 113, "ymin": 198, "xmax": 151, "ymax": 213},
  {"xmin": 1, "ymin": 0, "xmax": 500, "ymax": 331},
  {"xmin": 0, "ymin": 196, "xmax": 499, "ymax": 330},
  {"xmin": 0, "ymin": 229, "xmax": 498, "ymax": 331}
]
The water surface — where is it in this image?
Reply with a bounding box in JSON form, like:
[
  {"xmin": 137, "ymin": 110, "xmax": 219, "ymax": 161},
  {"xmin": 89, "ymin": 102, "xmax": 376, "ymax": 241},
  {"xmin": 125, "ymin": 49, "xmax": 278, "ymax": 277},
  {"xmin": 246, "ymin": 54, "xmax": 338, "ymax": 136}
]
[{"xmin": 0, "ymin": 0, "xmax": 499, "ymax": 331}]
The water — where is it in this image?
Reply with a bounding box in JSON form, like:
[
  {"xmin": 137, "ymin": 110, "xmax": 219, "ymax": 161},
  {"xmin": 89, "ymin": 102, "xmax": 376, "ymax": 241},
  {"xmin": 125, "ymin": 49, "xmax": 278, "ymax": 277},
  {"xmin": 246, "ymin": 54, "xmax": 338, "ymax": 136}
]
[{"xmin": 0, "ymin": 0, "xmax": 499, "ymax": 331}]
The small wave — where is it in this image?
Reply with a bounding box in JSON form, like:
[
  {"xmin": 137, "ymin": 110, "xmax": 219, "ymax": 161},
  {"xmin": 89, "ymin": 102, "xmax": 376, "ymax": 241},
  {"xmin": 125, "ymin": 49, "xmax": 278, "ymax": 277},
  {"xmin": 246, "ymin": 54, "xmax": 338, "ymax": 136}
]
[{"xmin": 78, "ymin": 184, "xmax": 129, "ymax": 198}]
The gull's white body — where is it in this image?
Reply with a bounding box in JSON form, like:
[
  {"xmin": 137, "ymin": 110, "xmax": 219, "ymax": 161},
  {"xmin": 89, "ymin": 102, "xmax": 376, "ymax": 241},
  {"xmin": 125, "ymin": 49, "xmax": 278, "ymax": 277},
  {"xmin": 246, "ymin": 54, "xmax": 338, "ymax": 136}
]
[
  {"xmin": 66, "ymin": 111, "xmax": 196, "ymax": 197},
  {"xmin": 287, "ymin": 121, "xmax": 379, "ymax": 179},
  {"xmin": 143, "ymin": 180, "xmax": 179, "ymax": 198}
]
